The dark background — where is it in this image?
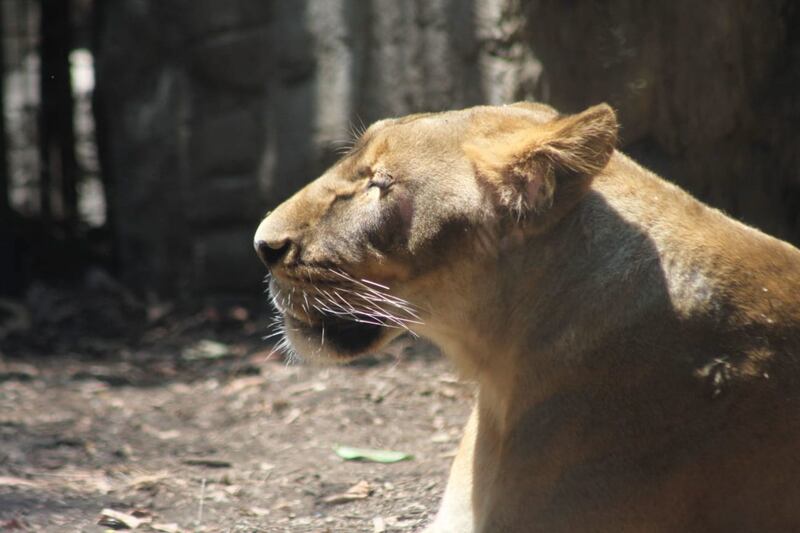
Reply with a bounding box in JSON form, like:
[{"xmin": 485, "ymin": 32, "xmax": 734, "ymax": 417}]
[{"xmin": 1, "ymin": 0, "xmax": 799, "ymax": 298}]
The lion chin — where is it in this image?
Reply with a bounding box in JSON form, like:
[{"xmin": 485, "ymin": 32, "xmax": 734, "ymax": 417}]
[
  {"xmin": 254, "ymin": 101, "xmax": 800, "ymax": 532},
  {"xmin": 265, "ymin": 274, "xmax": 406, "ymax": 362},
  {"xmin": 281, "ymin": 312, "xmax": 393, "ymax": 362}
]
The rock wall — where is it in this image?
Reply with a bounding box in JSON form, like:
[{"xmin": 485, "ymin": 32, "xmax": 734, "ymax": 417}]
[
  {"xmin": 524, "ymin": 0, "xmax": 800, "ymax": 242},
  {"xmin": 94, "ymin": 0, "xmax": 800, "ymax": 294}
]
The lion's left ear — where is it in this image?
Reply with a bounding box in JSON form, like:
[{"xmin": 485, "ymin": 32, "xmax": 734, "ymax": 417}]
[{"xmin": 466, "ymin": 103, "xmax": 618, "ymax": 219}]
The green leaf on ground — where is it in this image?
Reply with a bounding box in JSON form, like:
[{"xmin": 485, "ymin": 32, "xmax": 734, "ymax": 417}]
[{"xmin": 334, "ymin": 445, "xmax": 413, "ymax": 463}]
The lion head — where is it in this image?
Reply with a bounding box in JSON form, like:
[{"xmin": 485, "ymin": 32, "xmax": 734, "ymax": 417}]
[{"xmin": 253, "ymin": 102, "xmax": 617, "ymax": 362}]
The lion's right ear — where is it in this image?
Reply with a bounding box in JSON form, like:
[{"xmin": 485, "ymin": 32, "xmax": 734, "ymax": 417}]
[{"xmin": 465, "ymin": 104, "xmax": 618, "ymax": 220}]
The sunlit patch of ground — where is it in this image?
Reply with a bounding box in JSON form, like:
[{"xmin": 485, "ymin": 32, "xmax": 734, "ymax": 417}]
[{"xmin": 0, "ymin": 330, "xmax": 471, "ymax": 532}]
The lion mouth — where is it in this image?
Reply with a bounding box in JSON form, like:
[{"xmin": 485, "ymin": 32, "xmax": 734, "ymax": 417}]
[
  {"xmin": 267, "ymin": 272, "xmax": 420, "ymax": 360},
  {"xmin": 284, "ymin": 313, "xmax": 386, "ymax": 358}
]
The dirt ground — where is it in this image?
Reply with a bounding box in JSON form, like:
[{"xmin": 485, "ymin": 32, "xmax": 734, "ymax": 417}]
[{"xmin": 0, "ymin": 280, "xmax": 473, "ymax": 532}]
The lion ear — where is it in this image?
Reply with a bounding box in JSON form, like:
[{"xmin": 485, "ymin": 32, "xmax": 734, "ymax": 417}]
[{"xmin": 466, "ymin": 103, "xmax": 618, "ymax": 218}]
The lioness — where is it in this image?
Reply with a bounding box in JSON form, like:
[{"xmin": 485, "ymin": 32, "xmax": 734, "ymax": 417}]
[{"xmin": 253, "ymin": 102, "xmax": 800, "ymax": 532}]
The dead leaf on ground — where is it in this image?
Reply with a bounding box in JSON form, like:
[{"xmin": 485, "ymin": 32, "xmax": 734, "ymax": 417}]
[
  {"xmin": 148, "ymin": 523, "xmax": 183, "ymax": 533},
  {"xmin": 125, "ymin": 471, "xmax": 170, "ymax": 490},
  {"xmin": 384, "ymin": 515, "xmax": 421, "ymax": 529},
  {"xmin": 222, "ymin": 375, "xmax": 265, "ymax": 396},
  {"xmin": 182, "ymin": 457, "xmax": 232, "ymax": 468},
  {"xmin": 142, "ymin": 425, "xmax": 181, "ymax": 441},
  {"xmin": 0, "ymin": 476, "xmax": 39, "ymax": 488},
  {"xmin": 181, "ymin": 340, "xmax": 231, "ymax": 360},
  {"xmin": 283, "ymin": 407, "xmax": 303, "ymax": 425},
  {"xmin": 430, "ymin": 432, "xmax": 453, "ymax": 443},
  {"xmin": 284, "ymin": 381, "xmax": 326, "ymax": 396},
  {"xmin": 438, "ymin": 386, "xmax": 458, "ymax": 399},
  {"xmin": 98, "ymin": 508, "xmax": 151, "ymax": 529},
  {"xmin": 439, "ymin": 448, "xmax": 458, "ymax": 459},
  {"xmin": 246, "ymin": 507, "xmax": 270, "ymax": 517},
  {"xmin": 323, "ymin": 480, "xmax": 373, "ymax": 505},
  {"xmin": 372, "ymin": 516, "xmax": 387, "ymax": 533}
]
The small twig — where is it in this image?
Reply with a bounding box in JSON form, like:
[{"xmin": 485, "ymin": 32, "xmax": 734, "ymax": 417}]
[{"xmin": 197, "ymin": 477, "xmax": 207, "ymax": 526}]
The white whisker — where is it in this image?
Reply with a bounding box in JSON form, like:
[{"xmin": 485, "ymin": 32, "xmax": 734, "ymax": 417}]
[{"xmin": 359, "ymin": 278, "xmax": 390, "ymax": 291}]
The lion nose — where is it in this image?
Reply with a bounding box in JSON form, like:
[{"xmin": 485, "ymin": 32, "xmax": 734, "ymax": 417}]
[
  {"xmin": 253, "ymin": 216, "xmax": 294, "ymax": 268},
  {"xmin": 255, "ymin": 238, "xmax": 291, "ymax": 267}
]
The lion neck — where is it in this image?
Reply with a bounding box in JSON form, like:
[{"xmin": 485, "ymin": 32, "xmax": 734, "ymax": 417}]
[{"xmin": 419, "ymin": 157, "xmax": 716, "ymax": 436}]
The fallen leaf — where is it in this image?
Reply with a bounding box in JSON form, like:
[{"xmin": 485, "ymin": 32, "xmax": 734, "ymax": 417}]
[
  {"xmin": 373, "ymin": 516, "xmax": 387, "ymax": 533},
  {"xmin": 438, "ymin": 386, "xmax": 458, "ymax": 399},
  {"xmin": 323, "ymin": 480, "xmax": 372, "ymax": 504},
  {"xmin": 149, "ymin": 524, "xmax": 182, "ymax": 533},
  {"xmin": 0, "ymin": 476, "xmax": 38, "ymax": 488},
  {"xmin": 125, "ymin": 472, "xmax": 169, "ymax": 490},
  {"xmin": 222, "ymin": 376, "xmax": 264, "ymax": 396},
  {"xmin": 182, "ymin": 458, "xmax": 232, "ymax": 468},
  {"xmin": 273, "ymin": 499, "xmax": 294, "ymax": 511},
  {"xmin": 334, "ymin": 446, "xmax": 413, "ymax": 463},
  {"xmin": 283, "ymin": 408, "xmax": 302, "ymax": 425},
  {"xmin": 223, "ymin": 485, "xmax": 241, "ymax": 496},
  {"xmin": 142, "ymin": 425, "xmax": 180, "ymax": 441},
  {"xmin": 284, "ymin": 381, "xmax": 326, "ymax": 396},
  {"xmin": 181, "ymin": 340, "xmax": 231, "ymax": 360},
  {"xmin": 384, "ymin": 515, "xmax": 420, "ymax": 529},
  {"xmin": 430, "ymin": 433, "xmax": 452, "ymax": 443},
  {"xmin": 98, "ymin": 508, "xmax": 150, "ymax": 529},
  {"xmin": 439, "ymin": 448, "xmax": 458, "ymax": 459}
]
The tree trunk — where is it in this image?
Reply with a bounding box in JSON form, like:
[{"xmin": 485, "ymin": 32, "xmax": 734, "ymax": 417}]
[
  {"xmin": 0, "ymin": 3, "xmax": 9, "ymax": 222},
  {"xmin": 39, "ymin": 0, "xmax": 78, "ymax": 231}
]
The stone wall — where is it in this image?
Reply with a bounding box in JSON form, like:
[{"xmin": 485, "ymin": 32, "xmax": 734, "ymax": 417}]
[
  {"xmin": 94, "ymin": 0, "xmax": 800, "ymax": 294},
  {"xmin": 524, "ymin": 0, "xmax": 800, "ymax": 242}
]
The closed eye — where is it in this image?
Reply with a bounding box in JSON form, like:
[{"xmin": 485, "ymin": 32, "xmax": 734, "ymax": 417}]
[{"xmin": 368, "ymin": 173, "xmax": 394, "ymax": 191}]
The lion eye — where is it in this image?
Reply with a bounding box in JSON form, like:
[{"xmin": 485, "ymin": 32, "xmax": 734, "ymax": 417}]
[{"xmin": 368, "ymin": 173, "xmax": 394, "ymax": 191}]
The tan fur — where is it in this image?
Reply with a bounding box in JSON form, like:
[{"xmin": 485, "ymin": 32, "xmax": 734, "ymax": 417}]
[{"xmin": 253, "ymin": 102, "xmax": 800, "ymax": 532}]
